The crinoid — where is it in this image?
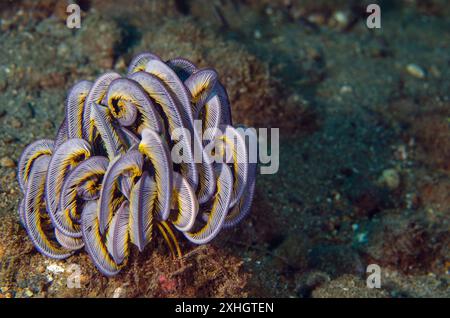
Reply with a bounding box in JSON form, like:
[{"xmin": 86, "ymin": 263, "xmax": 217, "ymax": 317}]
[{"xmin": 17, "ymin": 52, "xmax": 257, "ymax": 276}]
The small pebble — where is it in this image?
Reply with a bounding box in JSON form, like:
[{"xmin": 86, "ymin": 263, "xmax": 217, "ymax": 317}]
[
  {"xmin": 113, "ymin": 287, "xmax": 123, "ymax": 298},
  {"xmin": 43, "ymin": 120, "xmax": 53, "ymax": 129},
  {"xmin": 394, "ymin": 145, "xmax": 408, "ymax": 161},
  {"xmin": 10, "ymin": 117, "xmax": 22, "ymax": 128},
  {"xmin": 378, "ymin": 168, "xmax": 400, "ymax": 190},
  {"xmin": 36, "ymin": 266, "xmax": 45, "ymax": 274},
  {"xmin": 333, "ymin": 11, "xmax": 349, "ymax": 28},
  {"xmin": 47, "ymin": 264, "xmax": 65, "ymax": 274},
  {"xmin": 406, "ymin": 63, "xmax": 425, "ymax": 79},
  {"xmin": 114, "ymin": 57, "xmax": 127, "ymax": 70},
  {"xmin": 265, "ymin": 7, "xmax": 273, "ymax": 16},
  {"xmin": 3, "ymin": 135, "xmax": 15, "ymax": 144},
  {"xmin": 356, "ymin": 232, "xmax": 368, "ymax": 244},
  {"xmin": 429, "ymin": 65, "xmax": 441, "ymax": 78},
  {"xmin": 308, "ymin": 13, "xmax": 326, "ymax": 26},
  {"xmin": 57, "ymin": 43, "xmax": 69, "ymax": 57},
  {"xmin": 340, "ymin": 85, "xmax": 353, "ymax": 94},
  {"xmin": 79, "ymin": 274, "xmax": 89, "ymax": 286},
  {"xmin": 24, "ymin": 289, "xmax": 33, "ymax": 297},
  {"xmin": 0, "ymin": 156, "xmax": 16, "ymax": 168},
  {"xmin": 253, "ymin": 30, "xmax": 262, "ymax": 39}
]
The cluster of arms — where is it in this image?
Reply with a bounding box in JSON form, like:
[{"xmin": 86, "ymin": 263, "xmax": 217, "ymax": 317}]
[{"xmin": 17, "ymin": 52, "xmax": 256, "ymax": 276}]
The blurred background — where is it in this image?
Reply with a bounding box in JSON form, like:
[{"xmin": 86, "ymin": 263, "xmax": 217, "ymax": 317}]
[{"xmin": 0, "ymin": 0, "xmax": 448, "ymax": 298}]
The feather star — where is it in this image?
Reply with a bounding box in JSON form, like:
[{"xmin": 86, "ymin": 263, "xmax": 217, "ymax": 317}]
[{"xmin": 17, "ymin": 52, "xmax": 257, "ymax": 276}]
